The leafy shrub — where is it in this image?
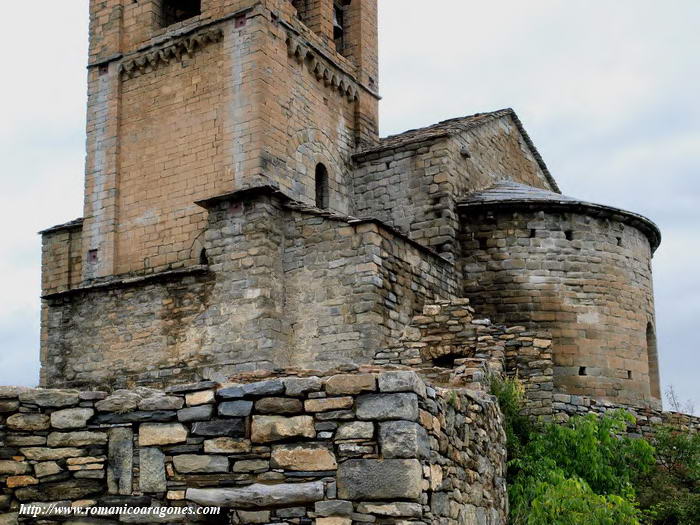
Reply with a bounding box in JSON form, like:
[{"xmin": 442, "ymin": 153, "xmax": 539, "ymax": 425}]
[{"xmin": 489, "ymin": 374, "xmax": 533, "ymax": 460}]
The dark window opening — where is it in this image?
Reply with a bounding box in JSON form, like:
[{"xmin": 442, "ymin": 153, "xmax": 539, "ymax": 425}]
[
  {"xmin": 530, "ymin": 229, "xmax": 537, "ymax": 239},
  {"xmin": 161, "ymin": 0, "xmax": 201, "ymax": 27},
  {"xmin": 87, "ymin": 249, "xmax": 99, "ymax": 264},
  {"xmin": 627, "ymin": 370, "xmax": 633, "ymax": 380},
  {"xmin": 565, "ymin": 230, "xmax": 574, "ymax": 241},
  {"xmin": 433, "ymin": 354, "xmax": 459, "ymax": 368},
  {"xmin": 646, "ymin": 323, "xmax": 661, "ymax": 400},
  {"xmin": 617, "ymin": 237, "xmax": 623, "ymax": 247},
  {"xmin": 98, "ymin": 64, "xmax": 109, "ymax": 76},
  {"xmin": 477, "ymin": 237, "xmax": 488, "ymax": 250},
  {"xmin": 333, "ymin": 3, "xmax": 346, "ymax": 53},
  {"xmin": 579, "ymin": 366, "xmax": 588, "ymax": 376},
  {"xmin": 315, "ymin": 163, "xmax": 330, "ymax": 209},
  {"xmin": 199, "ymin": 248, "xmax": 209, "ymax": 265}
]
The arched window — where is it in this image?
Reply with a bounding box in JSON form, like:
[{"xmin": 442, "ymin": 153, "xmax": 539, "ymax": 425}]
[
  {"xmin": 646, "ymin": 322, "xmax": 661, "ymax": 400},
  {"xmin": 315, "ymin": 164, "xmax": 330, "ymax": 209},
  {"xmin": 199, "ymin": 248, "xmax": 209, "ymax": 266},
  {"xmin": 161, "ymin": 0, "xmax": 201, "ymax": 27}
]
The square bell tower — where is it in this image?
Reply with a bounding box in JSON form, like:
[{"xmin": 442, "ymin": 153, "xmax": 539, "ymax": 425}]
[{"xmin": 45, "ymin": 0, "xmax": 379, "ymax": 287}]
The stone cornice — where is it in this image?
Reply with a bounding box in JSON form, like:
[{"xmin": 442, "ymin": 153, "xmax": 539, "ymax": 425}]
[
  {"xmin": 284, "ymin": 30, "xmax": 361, "ymax": 103},
  {"xmin": 119, "ymin": 27, "xmax": 224, "ymax": 79}
]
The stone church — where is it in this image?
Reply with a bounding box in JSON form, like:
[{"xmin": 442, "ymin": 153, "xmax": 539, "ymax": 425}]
[{"xmin": 41, "ymin": 0, "xmax": 662, "ymax": 414}]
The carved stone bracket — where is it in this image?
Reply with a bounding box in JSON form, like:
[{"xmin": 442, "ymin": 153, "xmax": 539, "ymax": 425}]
[
  {"xmin": 119, "ymin": 28, "xmax": 224, "ymax": 79},
  {"xmin": 285, "ymin": 32, "xmax": 359, "ymax": 102}
]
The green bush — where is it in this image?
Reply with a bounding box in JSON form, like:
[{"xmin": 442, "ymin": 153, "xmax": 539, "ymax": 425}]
[{"xmin": 489, "ymin": 374, "xmax": 533, "ymax": 461}]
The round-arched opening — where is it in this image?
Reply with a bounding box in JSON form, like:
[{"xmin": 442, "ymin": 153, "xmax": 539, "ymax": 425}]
[
  {"xmin": 646, "ymin": 322, "xmax": 661, "ymax": 400},
  {"xmin": 199, "ymin": 248, "xmax": 209, "ymax": 266},
  {"xmin": 315, "ymin": 163, "xmax": 330, "ymax": 209}
]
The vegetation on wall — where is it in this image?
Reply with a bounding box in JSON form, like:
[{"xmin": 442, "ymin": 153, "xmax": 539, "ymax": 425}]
[{"xmin": 490, "ymin": 376, "xmax": 700, "ymax": 525}]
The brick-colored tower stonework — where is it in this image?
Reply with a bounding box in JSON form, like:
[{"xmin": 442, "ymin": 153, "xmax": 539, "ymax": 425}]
[{"xmin": 40, "ymin": 1, "xmax": 661, "ymax": 411}]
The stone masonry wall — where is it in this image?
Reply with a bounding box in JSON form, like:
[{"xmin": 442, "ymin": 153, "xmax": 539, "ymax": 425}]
[
  {"xmin": 42, "ymin": 191, "xmax": 457, "ymax": 389},
  {"xmin": 0, "ymin": 371, "xmax": 507, "ymax": 524},
  {"xmin": 459, "ymin": 207, "xmax": 660, "ymax": 409},
  {"xmin": 352, "ymin": 113, "xmax": 555, "ymax": 263}
]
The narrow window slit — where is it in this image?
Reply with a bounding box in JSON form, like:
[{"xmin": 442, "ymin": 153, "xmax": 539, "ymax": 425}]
[{"xmin": 579, "ymin": 366, "xmax": 588, "ymax": 376}]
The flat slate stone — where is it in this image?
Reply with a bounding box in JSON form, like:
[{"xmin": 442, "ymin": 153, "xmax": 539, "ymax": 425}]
[
  {"xmin": 191, "ymin": 419, "xmax": 246, "ymax": 437},
  {"xmin": 377, "ymin": 371, "xmax": 427, "ymax": 398},
  {"xmin": 48, "ymin": 431, "xmax": 107, "ymax": 447},
  {"xmin": 186, "ymin": 481, "xmax": 325, "ymax": 508},
  {"xmin": 178, "ymin": 405, "xmax": 214, "ymax": 422},
  {"xmin": 94, "ymin": 411, "xmax": 176, "ymax": 425},
  {"xmin": 379, "ymin": 421, "xmax": 430, "ymax": 459},
  {"xmin": 241, "ymin": 380, "xmax": 284, "ymax": 397},
  {"xmin": 138, "ymin": 396, "xmax": 184, "ymax": 411},
  {"xmin": 50, "ymin": 408, "xmax": 94, "ymax": 429},
  {"xmin": 283, "ymin": 377, "xmax": 323, "ymax": 396},
  {"xmin": 19, "ymin": 389, "xmax": 80, "ymax": 408},
  {"xmin": 14, "ymin": 479, "xmax": 103, "ymax": 502},
  {"xmin": 218, "ymin": 400, "xmax": 254, "ymax": 417},
  {"xmin": 173, "ymin": 455, "xmax": 229, "ymax": 474},
  {"xmin": 6, "ymin": 413, "xmax": 50, "ymax": 431},
  {"xmin": 356, "ymin": 393, "xmax": 419, "ymax": 421},
  {"xmin": 166, "ymin": 381, "xmax": 219, "ymax": 394}
]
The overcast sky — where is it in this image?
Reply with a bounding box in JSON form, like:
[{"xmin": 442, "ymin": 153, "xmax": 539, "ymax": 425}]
[{"xmin": 0, "ymin": 1, "xmax": 697, "ymax": 413}]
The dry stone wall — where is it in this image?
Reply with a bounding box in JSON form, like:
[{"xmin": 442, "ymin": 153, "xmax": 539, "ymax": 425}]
[{"xmin": 0, "ymin": 371, "xmax": 507, "ymax": 524}]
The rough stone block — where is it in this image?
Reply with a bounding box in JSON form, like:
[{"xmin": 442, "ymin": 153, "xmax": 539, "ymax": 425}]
[
  {"xmin": 255, "ymin": 397, "xmax": 303, "ymax": 414},
  {"xmin": 138, "ymin": 396, "xmax": 184, "ymax": 411},
  {"xmin": 356, "ymin": 393, "xmax": 419, "ymax": 421},
  {"xmin": 242, "ymin": 380, "xmax": 284, "ymax": 397},
  {"xmin": 283, "ymin": 376, "xmax": 323, "ymax": 396},
  {"xmin": 251, "ymin": 416, "xmax": 316, "ymax": 443},
  {"xmin": 177, "ymin": 405, "xmax": 214, "ymax": 422},
  {"xmin": 107, "ymin": 428, "xmax": 133, "ymax": 496},
  {"xmin": 335, "ymin": 421, "xmax": 374, "ymax": 441},
  {"xmin": 357, "ymin": 502, "xmax": 423, "ymax": 517},
  {"xmin": 139, "ymin": 448, "xmax": 166, "ymax": 493},
  {"xmin": 217, "ymin": 400, "xmax": 254, "ymax": 417},
  {"xmin": 50, "ymin": 408, "xmax": 94, "ymax": 429},
  {"xmin": 378, "ymin": 371, "xmax": 427, "ymax": 398},
  {"xmin": 20, "ymin": 448, "xmax": 87, "ymax": 461},
  {"xmin": 203, "ymin": 438, "xmax": 252, "ymax": 454},
  {"xmin": 0, "ymin": 460, "xmax": 30, "ymax": 476},
  {"xmin": 315, "ymin": 500, "xmax": 354, "ymax": 517},
  {"xmin": 6, "ymin": 413, "xmax": 50, "ymax": 431},
  {"xmin": 191, "ymin": 419, "xmax": 245, "ymax": 437},
  {"xmin": 271, "ymin": 443, "xmax": 337, "ymax": 471},
  {"xmin": 34, "ymin": 461, "xmax": 62, "ymax": 478},
  {"xmin": 19, "ymin": 389, "xmax": 80, "ymax": 408},
  {"xmin": 139, "ymin": 423, "xmax": 188, "ymax": 446},
  {"xmin": 337, "ymin": 459, "xmax": 422, "ymax": 500},
  {"xmin": 304, "ymin": 397, "xmax": 354, "ymax": 412},
  {"xmin": 95, "ymin": 391, "xmax": 141, "ymax": 413},
  {"xmin": 185, "ymin": 390, "xmax": 215, "ymax": 406},
  {"xmin": 325, "ymin": 374, "xmax": 376, "ymax": 395},
  {"xmin": 48, "ymin": 432, "xmax": 107, "ymax": 447},
  {"xmin": 379, "ymin": 421, "xmax": 429, "ymax": 459},
  {"xmin": 173, "ymin": 455, "xmax": 229, "ymax": 474}
]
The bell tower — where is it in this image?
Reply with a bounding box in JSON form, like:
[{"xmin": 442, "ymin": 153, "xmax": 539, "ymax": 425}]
[{"xmin": 53, "ymin": 0, "xmax": 379, "ymax": 286}]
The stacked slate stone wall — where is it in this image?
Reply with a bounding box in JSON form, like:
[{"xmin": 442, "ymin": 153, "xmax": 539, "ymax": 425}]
[
  {"xmin": 0, "ymin": 371, "xmax": 507, "ymax": 524},
  {"xmin": 375, "ymin": 301, "xmax": 554, "ymax": 414}
]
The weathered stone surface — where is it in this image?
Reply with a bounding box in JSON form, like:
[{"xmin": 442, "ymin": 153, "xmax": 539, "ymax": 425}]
[
  {"xmin": 20, "ymin": 448, "xmax": 87, "ymax": 461},
  {"xmin": 6, "ymin": 413, "xmax": 50, "ymax": 431},
  {"xmin": 191, "ymin": 419, "xmax": 245, "ymax": 437},
  {"xmin": 51, "ymin": 408, "xmax": 94, "ymax": 429},
  {"xmin": 242, "ymin": 380, "xmax": 284, "ymax": 397},
  {"xmin": 48, "ymin": 431, "xmax": 107, "ymax": 447},
  {"xmin": 139, "ymin": 448, "xmax": 166, "ymax": 493},
  {"xmin": 14, "ymin": 479, "xmax": 103, "ymax": 502},
  {"xmin": 283, "ymin": 376, "xmax": 323, "ymax": 396},
  {"xmin": 166, "ymin": 381, "xmax": 218, "ymax": 394},
  {"xmin": 5, "ymin": 435, "xmax": 45, "ymax": 446},
  {"xmin": 304, "ymin": 397, "xmax": 354, "ymax": 412},
  {"xmin": 95, "ymin": 391, "xmax": 141, "ymax": 413},
  {"xmin": 251, "ymin": 416, "xmax": 316, "ymax": 443},
  {"xmin": 232, "ymin": 459, "xmax": 269, "ymax": 473},
  {"xmin": 185, "ymin": 390, "xmax": 215, "ymax": 406},
  {"xmin": 173, "ymin": 455, "xmax": 229, "ymax": 474},
  {"xmin": 325, "ymin": 374, "xmax": 376, "ymax": 395},
  {"xmin": 79, "ymin": 391, "xmax": 109, "ymax": 401},
  {"xmin": 138, "ymin": 396, "xmax": 184, "ymax": 411},
  {"xmin": 378, "ymin": 371, "xmax": 427, "ymax": 398},
  {"xmin": 203, "ymin": 438, "xmax": 252, "ymax": 454},
  {"xmin": 0, "ymin": 460, "xmax": 30, "ymax": 476},
  {"xmin": 335, "ymin": 421, "xmax": 375, "ymax": 440},
  {"xmin": 34, "ymin": 461, "xmax": 62, "ymax": 478},
  {"xmin": 139, "ymin": 423, "xmax": 188, "ymax": 446},
  {"xmin": 271, "ymin": 444, "xmax": 337, "ymax": 471},
  {"xmin": 93, "ymin": 410, "xmax": 176, "ymax": 424},
  {"xmin": 186, "ymin": 482, "xmax": 325, "ymax": 508},
  {"xmin": 0, "ymin": 400, "xmax": 19, "ymax": 413},
  {"xmin": 337, "ymin": 459, "xmax": 422, "ymax": 500},
  {"xmin": 19, "ymin": 389, "xmax": 80, "ymax": 408},
  {"xmin": 217, "ymin": 400, "xmax": 253, "ymax": 417},
  {"xmin": 316, "ymin": 518, "xmax": 351, "ymax": 525},
  {"xmin": 356, "ymin": 502, "xmax": 423, "ymax": 517},
  {"xmin": 379, "ymin": 421, "xmax": 429, "ymax": 459},
  {"xmin": 315, "ymin": 500, "xmax": 354, "ymax": 517},
  {"xmin": 178, "ymin": 405, "xmax": 214, "ymax": 422},
  {"xmin": 6, "ymin": 476, "xmax": 38, "ymax": 488},
  {"xmin": 254, "ymin": 397, "xmax": 302, "ymax": 414},
  {"xmin": 216, "ymin": 385, "xmax": 244, "ymax": 399},
  {"xmin": 356, "ymin": 393, "xmax": 419, "ymax": 421},
  {"xmin": 0, "ymin": 386, "xmax": 30, "ymax": 398},
  {"xmin": 107, "ymin": 428, "xmax": 133, "ymax": 496},
  {"xmin": 0, "ymin": 514, "xmax": 18, "ymax": 525}
]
